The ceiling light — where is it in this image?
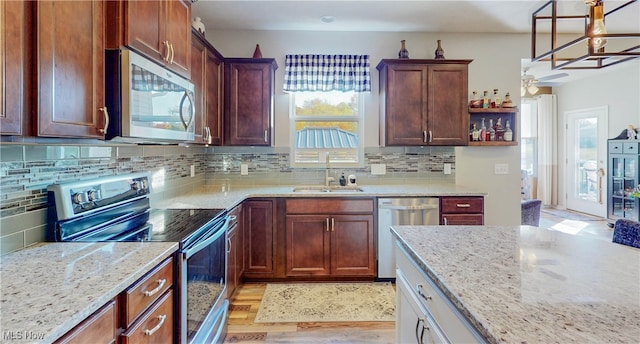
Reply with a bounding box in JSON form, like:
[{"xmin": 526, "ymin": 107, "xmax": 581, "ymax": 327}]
[
  {"xmin": 320, "ymin": 15, "xmax": 336, "ymax": 23},
  {"xmin": 531, "ymin": 0, "xmax": 640, "ymax": 70}
]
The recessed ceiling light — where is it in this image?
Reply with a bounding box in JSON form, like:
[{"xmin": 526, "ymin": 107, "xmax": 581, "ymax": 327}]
[{"xmin": 320, "ymin": 15, "xmax": 336, "ymax": 23}]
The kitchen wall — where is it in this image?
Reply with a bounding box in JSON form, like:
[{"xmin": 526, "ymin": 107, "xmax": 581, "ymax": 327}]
[{"xmin": 205, "ymin": 29, "xmax": 527, "ymax": 225}]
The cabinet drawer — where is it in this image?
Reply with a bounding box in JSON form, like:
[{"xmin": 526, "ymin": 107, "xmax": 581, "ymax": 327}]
[
  {"xmin": 441, "ymin": 214, "xmax": 484, "ymax": 225},
  {"xmin": 121, "ymin": 290, "xmax": 173, "ymax": 344},
  {"xmin": 440, "ymin": 197, "xmax": 483, "ymax": 214},
  {"xmin": 395, "ymin": 243, "xmax": 485, "ymax": 343},
  {"xmin": 55, "ymin": 300, "xmax": 117, "ymax": 344},
  {"xmin": 286, "ymin": 198, "xmax": 374, "ymax": 214},
  {"xmin": 122, "ymin": 257, "xmax": 173, "ymax": 327},
  {"xmin": 609, "ymin": 141, "xmax": 623, "ymax": 154},
  {"xmin": 623, "ymin": 142, "xmax": 639, "ymax": 154}
]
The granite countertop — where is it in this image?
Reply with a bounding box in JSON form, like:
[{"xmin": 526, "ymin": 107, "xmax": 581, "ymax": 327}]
[
  {"xmin": 0, "ymin": 242, "xmax": 178, "ymax": 343},
  {"xmin": 154, "ymin": 183, "xmax": 485, "ymax": 210},
  {"xmin": 391, "ymin": 225, "xmax": 640, "ymax": 343}
]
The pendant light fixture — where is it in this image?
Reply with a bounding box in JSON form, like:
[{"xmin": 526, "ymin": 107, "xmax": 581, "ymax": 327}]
[{"xmin": 531, "ymin": 0, "xmax": 640, "ymax": 70}]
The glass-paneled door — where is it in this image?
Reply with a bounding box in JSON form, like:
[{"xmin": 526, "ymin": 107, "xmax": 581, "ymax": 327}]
[{"xmin": 565, "ymin": 106, "xmax": 608, "ymax": 217}]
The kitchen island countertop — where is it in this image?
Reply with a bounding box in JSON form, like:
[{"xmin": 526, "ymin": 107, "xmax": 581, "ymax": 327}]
[
  {"xmin": 0, "ymin": 242, "xmax": 178, "ymax": 343},
  {"xmin": 391, "ymin": 225, "xmax": 640, "ymax": 343}
]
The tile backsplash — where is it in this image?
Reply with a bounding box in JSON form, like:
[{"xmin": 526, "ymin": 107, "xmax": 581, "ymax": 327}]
[{"xmin": 0, "ymin": 143, "xmax": 454, "ymax": 254}]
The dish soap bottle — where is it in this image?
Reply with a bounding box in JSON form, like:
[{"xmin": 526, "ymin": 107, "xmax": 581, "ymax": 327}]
[{"xmin": 339, "ymin": 173, "xmax": 347, "ymax": 186}]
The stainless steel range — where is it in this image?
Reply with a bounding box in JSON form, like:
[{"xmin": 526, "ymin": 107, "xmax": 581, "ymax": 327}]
[{"xmin": 47, "ymin": 172, "xmax": 229, "ymax": 344}]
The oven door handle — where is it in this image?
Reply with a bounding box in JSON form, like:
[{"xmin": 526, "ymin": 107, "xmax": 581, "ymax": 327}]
[{"xmin": 183, "ymin": 216, "xmax": 230, "ymax": 259}]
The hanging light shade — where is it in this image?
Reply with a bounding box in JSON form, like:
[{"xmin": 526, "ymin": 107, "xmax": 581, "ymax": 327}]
[{"xmin": 531, "ymin": 0, "xmax": 640, "ymax": 70}]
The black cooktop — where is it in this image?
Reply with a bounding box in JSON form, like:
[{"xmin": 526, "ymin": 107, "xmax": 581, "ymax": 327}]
[{"xmin": 146, "ymin": 208, "xmax": 227, "ymax": 245}]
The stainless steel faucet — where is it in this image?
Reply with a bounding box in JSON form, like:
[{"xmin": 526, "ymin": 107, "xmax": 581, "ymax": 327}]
[{"xmin": 325, "ymin": 153, "xmax": 335, "ymax": 186}]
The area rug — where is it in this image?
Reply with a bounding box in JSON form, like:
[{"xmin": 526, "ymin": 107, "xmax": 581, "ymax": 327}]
[
  {"xmin": 541, "ymin": 208, "xmax": 603, "ymax": 221},
  {"xmin": 254, "ymin": 282, "xmax": 395, "ymax": 323}
]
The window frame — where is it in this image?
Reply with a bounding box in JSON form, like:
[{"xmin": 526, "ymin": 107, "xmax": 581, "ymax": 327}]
[{"xmin": 288, "ymin": 91, "xmax": 365, "ymax": 169}]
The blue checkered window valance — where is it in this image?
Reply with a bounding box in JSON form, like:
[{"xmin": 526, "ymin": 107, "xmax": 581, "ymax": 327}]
[{"xmin": 283, "ymin": 54, "xmax": 371, "ymax": 92}]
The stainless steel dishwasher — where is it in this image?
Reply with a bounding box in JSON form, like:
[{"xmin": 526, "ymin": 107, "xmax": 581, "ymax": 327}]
[{"xmin": 377, "ymin": 197, "xmax": 439, "ymax": 279}]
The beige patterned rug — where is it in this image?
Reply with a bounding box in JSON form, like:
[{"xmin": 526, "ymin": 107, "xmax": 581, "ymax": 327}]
[{"xmin": 254, "ymin": 282, "xmax": 395, "ymax": 323}]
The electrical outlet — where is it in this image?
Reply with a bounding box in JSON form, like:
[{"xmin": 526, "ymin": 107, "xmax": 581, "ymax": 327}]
[
  {"xmin": 241, "ymin": 164, "xmax": 249, "ymax": 175},
  {"xmin": 494, "ymin": 163, "xmax": 509, "ymax": 175},
  {"xmin": 443, "ymin": 163, "xmax": 452, "ymax": 175},
  {"xmin": 190, "ymin": 165, "xmax": 195, "ymax": 177},
  {"xmin": 371, "ymin": 164, "xmax": 386, "ymax": 175}
]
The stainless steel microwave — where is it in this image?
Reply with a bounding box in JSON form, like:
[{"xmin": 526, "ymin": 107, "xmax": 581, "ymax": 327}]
[{"xmin": 105, "ymin": 49, "xmax": 195, "ymax": 142}]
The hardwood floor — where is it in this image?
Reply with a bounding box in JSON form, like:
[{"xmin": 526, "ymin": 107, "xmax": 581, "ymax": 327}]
[{"xmin": 223, "ymin": 283, "xmax": 395, "ymax": 343}]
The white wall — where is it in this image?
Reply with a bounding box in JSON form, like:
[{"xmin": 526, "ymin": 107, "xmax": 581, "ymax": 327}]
[
  {"xmin": 205, "ymin": 30, "xmax": 530, "ymax": 225},
  {"xmin": 554, "ymin": 62, "xmax": 640, "ymax": 208}
]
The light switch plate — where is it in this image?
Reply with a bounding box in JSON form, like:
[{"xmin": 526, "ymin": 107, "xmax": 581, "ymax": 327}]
[
  {"xmin": 443, "ymin": 163, "xmax": 452, "ymax": 175},
  {"xmin": 241, "ymin": 164, "xmax": 249, "ymax": 175},
  {"xmin": 371, "ymin": 164, "xmax": 386, "ymax": 175},
  {"xmin": 494, "ymin": 163, "xmax": 509, "ymax": 175}
]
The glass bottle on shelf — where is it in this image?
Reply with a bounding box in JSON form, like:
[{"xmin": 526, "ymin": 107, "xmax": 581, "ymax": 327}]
[
  {"xmin": 480, "ymin": 118, "xmax": 487, "ymax": 141},
  {"xmin": 504, "ymin": 120, "xmax": 513, "ymax": 141},
  {"xmin": 488, "ymin": 119, "xmax": 495, "ymax": 141},
  {"xmin": 493, "ymin": 89, "xmax": 501, "ymax": 108},
  {"xmin": 482, "ymin": 91, "xmax": 490, "ymax": 108},
  {"xmin": 471, "ymin": 123, "xmax": 480, "ymax": 141}
]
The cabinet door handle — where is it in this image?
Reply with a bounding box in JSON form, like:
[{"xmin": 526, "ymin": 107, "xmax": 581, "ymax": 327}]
[
  {"xmin": 331, "ymin": 217, "xmax": 335, "ymax": 232},
  {"xmin": 443, "ymin": 217, "xmax": 448, "ymax": 226},
  {"xmin": 169, "ymin": 43, "xmax": 175, "ymax": 64},
  {"xmin": 98, "ymin": 107, "xmax": 109, "ymax": 135},
  {"xmin": 143, "ymin": 314, "xmax": 167, "ymax": 336},
  {"xmin": 423, "ymin": 131, "xmax": 427, "ymax": 143},
  {"xmin": 456, "ymin": 203, "xmax": 471, "ymax": 208},
  {"xmin": 264, "ymin": 129, "xmax": 268, "ymax": 143},
  {"xmin": 428, "ymin": 130, "xmax": 433, "ymax": 143},
  {"xmin": 326, "ymin": 218, "xmax": 330, "ymax": 232},
  {"xmin": 206, "ymin": 127, "xmax": 212, "ymax": 145},
  {"xmin": 163, "ymin": 41, "xmax": 171, "ymax": 62},
  {"xmin": 143, "ymin": 279, "xmax": 166, "ymax": 297},
  {"xmin": 415, "ymin": 318, "xmax": 428, "ymax": 344},
  {"xmin": 416, "ymin": 284, "xmax": 433, "ymax": 302}
]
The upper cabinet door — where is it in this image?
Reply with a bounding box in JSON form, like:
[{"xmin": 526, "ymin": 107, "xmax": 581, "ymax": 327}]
[
  {"xmin": 1, "ymin": 0, "xmax": 28, "ymax": 135},
  {"xmin": 427, "ymin": 64, "xmax": 469, "ymax": 146},
  {"xmin": 383, "ymin": 64, "xmax": 429, "ymax": 146},
  {"xmin": 224, "ymin": 59, "xmax": 277, "ymax": 146},
  {"xmin": 122, "ymin": 0, "xmax": 191, "ymax": 79},
  {"xmin": 37, "ymin": 1, "xmax": 106, "ymax": 138}
]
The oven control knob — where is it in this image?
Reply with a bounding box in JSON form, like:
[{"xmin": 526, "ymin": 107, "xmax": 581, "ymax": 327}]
[
  {"xmin": 87, "ymin": 190, "xmax": 101, "ymax": 202},
  {"xmin": 72, "ymin": 192, "xmax": 89, "ymax": 204},
  {"xmin": 131, "ymin": 180, "xmax": 142, "ymax": 191}
]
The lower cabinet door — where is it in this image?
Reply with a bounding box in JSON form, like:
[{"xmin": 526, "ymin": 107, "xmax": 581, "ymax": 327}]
[
  {"xmin": 120, "ymin": 290, "xmax": 173, "ymax": 344},
  {"xmin": 55, "ymin": 300, "xmax": 117, "ymax": 344},
  {"xmin": 285, "ymin": 215, "xmax": 331, "ymax": 276}
]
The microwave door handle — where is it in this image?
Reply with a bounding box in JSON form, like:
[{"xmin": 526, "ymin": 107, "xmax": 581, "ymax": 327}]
[{"xmin": 179, "ymin": 90, "xmax": 194, "ymax": 130}]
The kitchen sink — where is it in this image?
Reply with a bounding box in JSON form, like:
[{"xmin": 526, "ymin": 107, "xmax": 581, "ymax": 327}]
[{"xmin": 292, "ymin": 185, "xmax": 364, "ymax": 193}]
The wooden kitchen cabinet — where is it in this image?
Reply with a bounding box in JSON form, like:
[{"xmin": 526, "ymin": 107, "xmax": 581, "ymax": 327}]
[
  {"xmin": 107, "ymin": 0, "xmax": 191, "ymax": 79},
  {"xmin": 243, "ymin": 199, "xmax": 275, "ymax": 276},
  {"xmin": 377, "ymin": 59, "xmax": 471, "ymax": 146},
  {"xmin": 224, "ymin": 58, "xmax": 277, "ymax": 146},
  {"xmin": 227, "ymin": 204, "xmax": 244, "ymax": 298},
  {"xmin": 1, "ymin": 0, "xmax": 29, "ymax": 135},
  {"xmin": 191, "ymin": 30, "xmax": 223, "ymax": 145},
  {"xmin": 440, "ymin": 196, "xmax": 484, "ymax": 225},
  {"xmin": 285, "ymin": 199, "xmax": 375, "ymax": 277},
  {"xmin": 54, "ymin": 299, "xmax": 118, "ymax": 344},
  {"xmin": 36, "ymin": 0, "xmax": 107, "ymax": 138}
]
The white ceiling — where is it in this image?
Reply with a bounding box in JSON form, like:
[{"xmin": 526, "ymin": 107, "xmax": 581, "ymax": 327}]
[{"xmin": 192, "ymin": 0, "xmax": 640, "ymax": 84}]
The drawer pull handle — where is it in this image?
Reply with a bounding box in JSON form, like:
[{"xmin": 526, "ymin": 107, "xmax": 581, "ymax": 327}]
[
  {"xmin": 143, "ymin": 314, "xmax": 167, "ymax": 336},
  {"xmin": 456, "ymin": 203, "xmax": 471, "ymax": 208},
  {"xmin": 143, "ymin": 279, "xmax": 166, "ymax": 297},
  {"xmin": 229, "ymin": 215, "xmax": 237, "ymax": 222},
  {"xmin": 416, "ymin": 284, "xmax": 433, "ymax": 301}
]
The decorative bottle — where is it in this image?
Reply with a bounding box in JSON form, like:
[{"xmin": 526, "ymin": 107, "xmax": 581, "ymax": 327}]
[
  {"xmin": 192, "ymin": 17, "xmax": 205, "ymax": 36},
  {"xmin": 480, "ymin": 118, "xmax": 487, "ymax": 141},
  {"xmin": 471, "ymin": 123, "xmax": 480, "ymax": 141},
  {"xmin": 434, "ymin": 40, "xmax": 445, "ymax": 59},
  {"xmin": 504, "ymin": 120, "xmax": 513, "ymax": 141},
  {"xmin": 488, "ymin": 119, "xmax": 496, "ymax": 141},
  {"xmin": 398, "ymin": 40, "xmax": 409, "ymax": 59},
  {"xmin": 482, "ymin": 91, "xmax": 490, "ymax": 108},
  {"xmin": 493, "ymin": 89, "xmax": 502, "ymax": 108},
  {"xmin": 253, "ymin": 44, "xmax": 263, "ymax": 58}
]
